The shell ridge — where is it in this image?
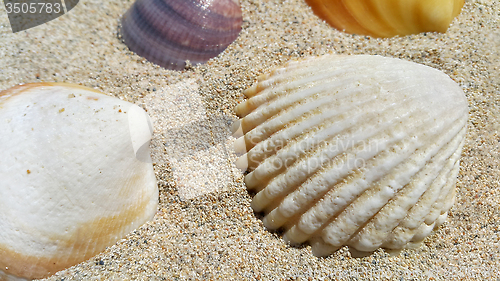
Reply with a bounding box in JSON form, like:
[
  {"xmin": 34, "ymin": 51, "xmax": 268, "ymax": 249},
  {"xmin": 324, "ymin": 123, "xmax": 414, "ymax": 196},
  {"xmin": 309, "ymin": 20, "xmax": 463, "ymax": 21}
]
[
  {"xmin": 150, "ymin": 0, "xmax": 242, "ymax": 32},
  {"xmin": 244, "ymin": 88, "xmax": 383, "ymax": 175},
  {"xmin": 397, "ymin": 126, "xmax": 465, "ymax": 230},
  {"xmin": 238, "ymin": 55, "xmax": 420, "ymax": 116},
  {"xmin": 244, "ymin": 112, "xmax": 365, "ymax": 192},
  {"xmin": 240, "ymin": 63, "xmax": 422, "ymax": 138},
  {"xmin": 261, "ymin": 111, "xmax": 425, "ymax": 229},
  {"xmin": 348, "ymin": 121, "xmax": 467, "ymax": 251},
  {"xmin": 344, "ymin": 0, "xmax": 396, "ymax": 37},
  {"xmin": 121, "ymin": 0, "xmax": 241, "ymax": 69},
  {"xmin": 247, "ymin": 99, "xmax": 401, "ymax": 191},
  {"xmin": 372, "ymin": 0, "xmax": 408, "ymax": 35},
  {"xmin": 246, "ymin": 93, "xmax": 400, "ymax": 187},
  {"xmin": 309, "ymin": 0, "xmax": 371, "ymax": 35},
  {"xmin": 193, "ymin": 0, "xmax": 243, "ymax": 22},
  {"xmin": 243, "ymin": 82, "xmax": 375, "ymax": 152},
  {"xmin": 282, "ymin": 127, "xmax": 416, "ymax": 236},
  {"xmin": 240, "ymin": 73, "xmax": 371, "ymax": 132},
  {"xmin": 128, "ymin": 3, "xmax": 233, "ymax": 53},
  {"xmin": 237, "ymin": 70, "xmax": 360, "ymax": 118},
  {"xmin": 258, "ymin": 56, "xmax": 363, "ymax": 83},
  {"xmin": 246, "ymin": 84, "xmax": 445, "ymax": 190},
  {"xmin": 319, "ymin": 112, "xmax": 466, "ymax": 248},
  {"xmin": 240, "ymin": 56, "xmax": 392, "ymax": 102},
  {"xmin": 382, "ymin": 136, "xmax": 463, "ymax": 249},
  {"xmin": 122, "ymin": 11, "xmax": 187, "ymax": 68},
  {"xmin": 241, "ymin": 80, "xmax": 368, "ymax": 144},
  {"xmin": 420, "ymin": 150, "xmax": 462, "ymax": 226},
  {"xmin": 285, "ymin": 107, "xmax": 463, "ymax": 242}
]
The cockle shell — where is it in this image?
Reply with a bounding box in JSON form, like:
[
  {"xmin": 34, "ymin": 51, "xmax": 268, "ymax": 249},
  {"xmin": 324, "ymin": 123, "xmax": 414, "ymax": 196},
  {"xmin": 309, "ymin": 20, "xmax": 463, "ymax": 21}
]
[
  {"xmin": 0, "ymin": 83, "xmax": 158, "ymax": 280},
  {"xmin": 234, "ymin": 55, "xmax": 468, "ymax": 256},
  {"xmin": 120, "ymin": 0, "xmax": 243, "ymax": 70},
  {"xmin": 305, "ymin": 0, "xmax": 465, "ymax": 38}
]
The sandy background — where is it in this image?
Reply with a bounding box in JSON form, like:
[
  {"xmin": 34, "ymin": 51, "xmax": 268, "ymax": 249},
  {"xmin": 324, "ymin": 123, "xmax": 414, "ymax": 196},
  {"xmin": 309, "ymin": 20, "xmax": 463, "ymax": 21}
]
[{"xmin": 0, "ymin": 0, "xmax": 499, "ymax": 279}]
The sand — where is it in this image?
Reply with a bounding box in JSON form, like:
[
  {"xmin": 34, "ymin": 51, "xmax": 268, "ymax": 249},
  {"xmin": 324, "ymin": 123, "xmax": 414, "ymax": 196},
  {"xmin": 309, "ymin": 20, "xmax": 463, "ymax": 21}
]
[{"xmin": 0, "ymin": 0, "xmax": 499, "ymax": 279}]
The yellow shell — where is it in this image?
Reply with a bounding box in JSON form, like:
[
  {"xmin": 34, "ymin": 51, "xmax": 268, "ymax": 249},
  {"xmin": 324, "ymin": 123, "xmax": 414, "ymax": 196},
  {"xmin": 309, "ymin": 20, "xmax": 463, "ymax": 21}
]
[{"xmin": 305, "ymin": 0, "xmax": 465, "ymax": 37}]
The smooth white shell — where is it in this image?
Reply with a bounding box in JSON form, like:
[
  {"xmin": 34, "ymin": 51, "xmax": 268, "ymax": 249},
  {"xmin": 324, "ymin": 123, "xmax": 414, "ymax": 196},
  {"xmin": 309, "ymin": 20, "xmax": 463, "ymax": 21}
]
[
  {"xmin": 0, "ymin": 83, "xmax": 158, "ymax": 279},
  {"xmin": 235, "ymin": 55, "xmax": 468, "ymax": 256}
]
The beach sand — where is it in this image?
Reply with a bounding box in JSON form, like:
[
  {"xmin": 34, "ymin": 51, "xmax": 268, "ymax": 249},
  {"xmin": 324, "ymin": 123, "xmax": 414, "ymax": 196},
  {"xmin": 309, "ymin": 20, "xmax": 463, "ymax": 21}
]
[{"xmin": 0, "ymin": 0, "xmax": 499, "ymax": 279}]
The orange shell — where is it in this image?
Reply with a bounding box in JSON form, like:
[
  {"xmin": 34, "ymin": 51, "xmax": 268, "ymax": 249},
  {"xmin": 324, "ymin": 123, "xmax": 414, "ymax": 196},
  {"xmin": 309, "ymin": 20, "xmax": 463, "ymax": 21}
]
[{"xmin": 305, "ymin": 0, "xmax": 465, "ymax": 37}]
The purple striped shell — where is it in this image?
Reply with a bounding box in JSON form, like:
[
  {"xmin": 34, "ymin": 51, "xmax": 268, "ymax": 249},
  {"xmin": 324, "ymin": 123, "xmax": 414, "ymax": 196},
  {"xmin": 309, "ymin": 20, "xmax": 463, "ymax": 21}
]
[{"xmin": 121, "ymin": 0, "xmax": 243, "ymax": 70}]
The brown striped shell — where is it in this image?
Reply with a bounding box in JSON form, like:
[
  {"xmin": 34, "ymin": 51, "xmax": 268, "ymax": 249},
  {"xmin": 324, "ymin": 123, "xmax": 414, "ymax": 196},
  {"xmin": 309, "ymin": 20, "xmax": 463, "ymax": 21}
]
[
  {"xmin": 234, "ymin": 55, "xmax": 468, "ymax": 256},
  {"xmin": 120, "ymin": 0, "xmax": 242, "ymax": 70}
]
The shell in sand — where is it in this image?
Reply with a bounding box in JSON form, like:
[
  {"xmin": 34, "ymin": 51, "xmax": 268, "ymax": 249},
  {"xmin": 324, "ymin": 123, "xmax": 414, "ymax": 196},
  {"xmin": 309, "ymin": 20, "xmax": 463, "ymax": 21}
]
[
  {"xmin": 234, "ymin": 55, "xmax": 468, "ymax": 256},
  {"xmin": 305, "ymin": 0, "xmax": 465, "ymax": 38},
  {"xmin": 120, "ymin": 0, "xmax": 243, "ymax": 70},
  {"xmin": 0, "ymin": 83, "xmax": 158, "ymax": 280}
]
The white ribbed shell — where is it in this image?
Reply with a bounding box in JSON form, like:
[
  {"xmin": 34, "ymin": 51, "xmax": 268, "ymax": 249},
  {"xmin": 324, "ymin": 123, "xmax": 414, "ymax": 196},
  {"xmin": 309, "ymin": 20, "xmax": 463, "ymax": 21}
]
[{"xmin": 234, "ymin": 55, "xmax": 468, "ymax": 256}]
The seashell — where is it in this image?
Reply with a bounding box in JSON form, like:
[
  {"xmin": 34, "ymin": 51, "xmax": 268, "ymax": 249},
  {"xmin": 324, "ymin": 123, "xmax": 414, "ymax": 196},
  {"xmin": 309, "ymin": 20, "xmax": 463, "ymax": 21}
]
[
  {"xmin": 234, "ymin": 55, "xmax": 468, "ymax": 256},
  {"xmin": 120, "ymin": 0, "xmax": 243, "ymax": 70},
  {"xmin": 0, "ymin": 83, "xmax": 158, "ymax": 280},
  {"xmin": 304, "ymin": 0, "xmax": 465, "ymax": 38}
]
